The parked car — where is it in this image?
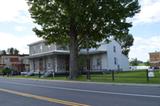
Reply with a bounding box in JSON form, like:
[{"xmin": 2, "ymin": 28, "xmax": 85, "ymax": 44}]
[
  {"xmin": 153, "ymin": 67, "xmax": 159, "ymax": 69},
  {"xmin": 43, "ymin": 71, "xmax": 53, "ymax": 77},
  {"xmin": 21, "ymin": 71, "xmax": 28, "ymax": 75},
  {"xmin": 26, "ymin": 71, "xmax": 34, "ymax": 76}
]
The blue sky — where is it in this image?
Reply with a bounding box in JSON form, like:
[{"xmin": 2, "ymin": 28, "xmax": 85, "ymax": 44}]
[{"xmin": 0, "ymin": 0, "xmax": 160, "ymax": 62}]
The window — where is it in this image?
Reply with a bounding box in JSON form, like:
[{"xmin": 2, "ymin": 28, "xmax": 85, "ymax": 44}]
[
  {"xmin": 5, "ymin": 57, "xmax": 8, "ymax": 60},
  {"xmin": 57, "ymin": 45, "xmax": 68, "ymax": 50},
  {"xmin": 40, "ymin": 45, "xmax": 43, "ymax": 51},
  {"xmin": 97, "ymin": 58, "xmax": 101, "ymax": 66},
  {"xmin": 114, "ymin": 57, "xmax": 117, "ymax": 65},
  {"xmin": 32, "ymin": 46, "xmax": 36, "ymax": 54},
  {"xmin": 10, "ymin": 58, "xmax": 19, "ymax": 62},
  {"xmin": 48, "ymin": 45, "xmax": 51, "ymax": 48},
  {"xmin": 113, "ymin": 46, "xmax": 116, "ymax": 53},
  {"xmin": 48, "ymin": 63, "xmax": 51, "ymax": 68}
]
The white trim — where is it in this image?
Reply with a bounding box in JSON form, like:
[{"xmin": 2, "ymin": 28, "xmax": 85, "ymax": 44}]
[{"xmin": 55, "ymin": 56, "xmax": 58, "ymax": 72}]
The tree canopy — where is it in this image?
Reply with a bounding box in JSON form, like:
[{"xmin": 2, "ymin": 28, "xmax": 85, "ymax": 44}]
[
  {"xmin": 0, "ymin": 50, "xmax": 6, "ymax": 55},
  {"xmin": 130, "ymin": 58, "xmax": 143, "ymax": 66},
  {"xmin": 115, "ymin": 33, "xmax": 134, "ymax": 56},
  {"xmin": 0, "ymin": 48, "xmax": 19, "ymax": 55},
  {"xmin": 7, "ymin": 48, "xmax": 19, "ymax": 55},
  {"xmin": 27, "ymin": 0, "xmax": 140, "ymax": 79},
  {"xmin": 28, "ymin": 0, "xmax": 140, "ymax": 45}
]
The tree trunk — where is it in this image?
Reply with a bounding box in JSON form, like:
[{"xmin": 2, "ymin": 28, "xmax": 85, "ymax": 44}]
[
  {"xmin": 69, "ymin": 35, "xmax": 78, "ymax": 80},
  {"xmin": 69, "ymin": 20, "xmax": 78, "ymax": 80},
  {"xmin": 86, "ymin": 47, "xmax": 91, "ymax": 80},
  {"xmin": 86, "ymin": 34, "xmax": 91, "ymax": 80}
]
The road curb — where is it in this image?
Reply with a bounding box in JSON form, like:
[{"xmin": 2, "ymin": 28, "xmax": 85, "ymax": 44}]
[{"xmin": 0, "ymin": 76, "xmax": 160, "ymax": 87}]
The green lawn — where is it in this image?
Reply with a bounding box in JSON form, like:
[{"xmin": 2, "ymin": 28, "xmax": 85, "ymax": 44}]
[
  {"xmin": 1, "ymin": 70, "xmax": 160, "ymax": 84},
  {"xmin": 11, "ymin": 75, "xmax": 68, "ymax": 80},
  {"xmin": 77, "ymin": 70, "xmax": 160, "ymax": 84}
]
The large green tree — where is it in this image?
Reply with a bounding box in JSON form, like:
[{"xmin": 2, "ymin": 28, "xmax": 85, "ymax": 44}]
[
  {"xmin": 0, "ymin": 50, "xmax": 6, "ymax": 55},
  {"xmin": 130, "ymin": 58, "xmax": 142, "ymax": 66},
  {"xmin": 27, "ymin": 0, "xmax": 140, "ymax": 79},
  {"xmin": 115, "ymin": 34, "xmax": 134, "ymax": 56},
  {"xmin": 7, "ymin": 48, "xmax": 19, "ymax": 55},
  {"xmin": 7, "ymin": 48, "xmax": 14, "ymax": 55}
]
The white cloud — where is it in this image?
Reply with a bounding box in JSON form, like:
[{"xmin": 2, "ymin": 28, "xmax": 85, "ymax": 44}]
[
  {"xmin": 0, "ymin": 0, "xmax": 39, "ymax": 54},
  {"xmin": 0, "ymin": 32, "xmax": 41, "ymax": 54},
  {"xmin": 133, "ymin": 0, "xmax": 160, "ymax": 24},
  {"xmin": 15, "ymin": 26, "xmax": 26, "ymax": 32},
  {"xmin": 0, "ymin": 0, "xmax": 32, "ymax": 23},
  {"xmin": 129, "ymin": 35, "xmax": 160, "ymax": 61}
]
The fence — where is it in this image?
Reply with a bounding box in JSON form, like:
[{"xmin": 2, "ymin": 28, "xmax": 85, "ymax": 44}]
[{"xmin": 81, "ymin": 69, "xmax": 160, "ymax": 83}]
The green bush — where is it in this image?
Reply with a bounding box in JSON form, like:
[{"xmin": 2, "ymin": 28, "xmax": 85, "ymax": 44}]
[
  {"xmin": 2, "ymin": 68, "xmax": 12, "ymax": 75},
  {"xmin": 0, "ymin": 69, "xmax": 3, "ymax": 74}
]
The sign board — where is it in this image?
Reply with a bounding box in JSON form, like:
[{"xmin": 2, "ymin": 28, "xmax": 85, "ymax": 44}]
[
  {"xmin": 148, "ymin": 71, "xmax": 155, "ymax": 78},
  {"xmin": 148, "ymin": 68, "xmax": 154, "ymax": 72}
]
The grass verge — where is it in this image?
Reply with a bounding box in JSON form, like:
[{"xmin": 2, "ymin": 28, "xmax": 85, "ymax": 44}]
[{"xmin": 1, "ymin": 70, "xmax": 160, "ymax": 84}]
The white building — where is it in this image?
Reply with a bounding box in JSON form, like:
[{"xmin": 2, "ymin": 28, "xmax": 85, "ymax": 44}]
[
  {"xmin": 83, "ymin": 40, "xmax": 129, "ymax": 71},
  {"xmin": 27, "ymin": 39, "xmax": 129, "ymax": 73}
]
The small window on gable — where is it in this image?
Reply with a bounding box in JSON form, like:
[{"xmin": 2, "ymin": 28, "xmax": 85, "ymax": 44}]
[{"xmin": 113, "ymin": 46, "xmax": 116, "ymax": 53}]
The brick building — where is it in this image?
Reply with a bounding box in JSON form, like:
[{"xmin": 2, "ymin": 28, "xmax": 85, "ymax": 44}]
[
  {"xmin": 0, "ymin": 54, "xmax": 29, "ymax": 72},
  {"xmin": 149, "ymin": 52, "xmax": 160, "ymax": 68}
]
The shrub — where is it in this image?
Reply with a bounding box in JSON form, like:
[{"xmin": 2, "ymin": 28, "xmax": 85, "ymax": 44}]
[{"xmin": 2, "ymin": 68, "xmax": 12, "ymax": 75}]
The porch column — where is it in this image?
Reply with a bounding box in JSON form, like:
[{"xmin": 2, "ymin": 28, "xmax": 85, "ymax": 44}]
[
  {"xmin": 44, "ymin": 57, "xmax": 47, "ymax": 72},
  {"xmin": 55, "ymin": 56, "xmax": 58, "ymax": 72},
  {"xmin": 33, "ymin": 59, "xmax": 35, "ymax": 72}
]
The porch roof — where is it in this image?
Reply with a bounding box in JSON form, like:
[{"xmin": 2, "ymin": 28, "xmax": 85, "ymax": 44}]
[
  {"xmin": 26, "ymin": 50, "xmax": 69, "ymax": 59},
  {"xmin": 26, "ymin": 50, "xmax": 107, "ymax": 59},
  {"xmin": 80, "ymin": 50, "xmax": 107, "ymax": 55}
]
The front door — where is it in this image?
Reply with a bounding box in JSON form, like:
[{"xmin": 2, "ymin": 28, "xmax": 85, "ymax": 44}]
[{"xmin": 39, "ymin": 58, "xmax": 43, "ymax": 71}]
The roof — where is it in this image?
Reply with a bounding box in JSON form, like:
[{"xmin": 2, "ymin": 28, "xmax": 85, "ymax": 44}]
[
  {"xmin": 28, "ymin": 40, "xmax": 45, "ymax": 46},
  {"xmin": 26, "ymin": 50, "xmax": 69, "ymax": 58},
  {"xmin": 149, "ymin": 51, "xmax": 160, "ymax": 54},
  {"xmin": 26, "ymin": 50, "xmax": 107, "ymax": 59},
  {"xmin": 80, "ymin": 50, "xmax": 107, "ymax": 55},
  {"xmin": 0, "ymin": 54, "xmax": 29, "ymax": 57}
]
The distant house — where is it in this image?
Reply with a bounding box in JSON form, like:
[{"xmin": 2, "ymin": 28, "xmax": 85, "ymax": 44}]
[
  {"xmin": 27, "ymin": 39, "xmax": 129, "ymax": 73},
  {"xmin": 0, "ymin": 54, "xmax": 29, "ymax": 72},
  {"xmin": 149, "ymin": 52, "xmax": 160, "ymax": 68}
]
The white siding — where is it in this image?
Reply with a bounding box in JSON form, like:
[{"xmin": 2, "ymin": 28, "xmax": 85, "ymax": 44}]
[
  {"xmin": 109, "ymin": 40, "xmax": 123, "ymax": 70},
  {"xmin": 90, "ymin": 40, "xmax": 129, "ymax": 71},
  {"xmin": 29, "ymin": 42, "xmax": 56, "ymax": 55},
  {"xmin": 29, "ymin": 41, "xmax": 69, "ymax": 56},
  {"xmin": 90, "ymin": 54, "xmax": 107, "ymax": 70}
]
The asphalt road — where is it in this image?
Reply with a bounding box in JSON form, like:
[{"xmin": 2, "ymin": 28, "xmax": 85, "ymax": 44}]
[{"xmin": 0, "ymin": 77, "xmax": 160, "ymax": 106}]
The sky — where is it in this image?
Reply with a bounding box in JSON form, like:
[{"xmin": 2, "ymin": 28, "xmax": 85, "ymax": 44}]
[{"xmin": 0, "ymin": 0, "xmax": 160, "ymax": 62}]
